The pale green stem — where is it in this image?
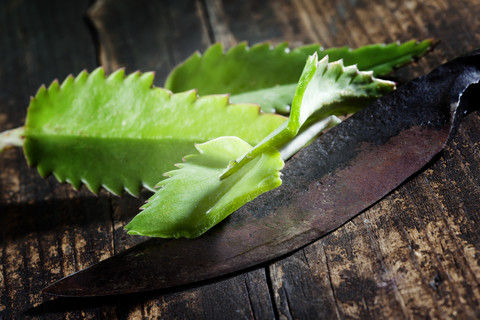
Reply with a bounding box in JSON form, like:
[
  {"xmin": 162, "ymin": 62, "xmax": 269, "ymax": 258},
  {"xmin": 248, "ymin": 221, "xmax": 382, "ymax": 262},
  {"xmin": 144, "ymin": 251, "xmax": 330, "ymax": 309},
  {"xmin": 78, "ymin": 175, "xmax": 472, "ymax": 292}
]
[
  {"xmin": 220, "ymin": 115, "xmax": 341, "ymax": 180},
  {"xmin": 0, "ymin": 127, "xmax": 25, "ymax": 152},
  {"xmin": 220, "ymin": 121, "xmax": 294, "ymax": 180},
  {"xmin": 278, "ymin": 115, "xmax": 341, "ymax": 160}
]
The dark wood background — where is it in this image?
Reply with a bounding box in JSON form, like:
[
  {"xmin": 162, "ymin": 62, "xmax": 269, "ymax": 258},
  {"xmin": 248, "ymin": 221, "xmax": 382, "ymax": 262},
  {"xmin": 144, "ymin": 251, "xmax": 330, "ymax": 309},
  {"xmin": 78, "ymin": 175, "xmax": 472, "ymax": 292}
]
[{"xmin": 1, "ymin": 0, "xmax": 480, "ymax": 318}]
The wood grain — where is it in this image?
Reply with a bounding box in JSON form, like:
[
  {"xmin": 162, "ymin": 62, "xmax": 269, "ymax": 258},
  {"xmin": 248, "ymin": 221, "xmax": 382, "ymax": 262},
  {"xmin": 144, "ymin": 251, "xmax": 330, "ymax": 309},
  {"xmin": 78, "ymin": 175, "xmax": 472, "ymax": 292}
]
[
  {"xmin": 1, "ymin": 0, "xmax": 480, "ymax": 318},
  {"xmin": 0, "ymin": 1, "xmax": 111, "ymax": 318},
  {"xmin": 88, "ymin": 0, "xmax": 212, "ymax": 82}
]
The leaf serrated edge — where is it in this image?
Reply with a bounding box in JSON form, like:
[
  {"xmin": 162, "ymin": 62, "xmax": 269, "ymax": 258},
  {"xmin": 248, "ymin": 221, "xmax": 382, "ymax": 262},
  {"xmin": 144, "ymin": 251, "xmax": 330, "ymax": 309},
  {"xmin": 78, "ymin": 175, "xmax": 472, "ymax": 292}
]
[
  {"xmin": 25, "ymin": 67, "xmax": 172, "ymax": 196},
  {"xmin": 165, "ymin": 39, "xmax": 435, "ymax": 93}
]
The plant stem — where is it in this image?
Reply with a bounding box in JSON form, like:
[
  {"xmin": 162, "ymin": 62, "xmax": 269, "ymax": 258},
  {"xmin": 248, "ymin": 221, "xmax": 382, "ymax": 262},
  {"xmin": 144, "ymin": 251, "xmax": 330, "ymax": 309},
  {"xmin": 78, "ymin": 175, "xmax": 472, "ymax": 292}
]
[{"xmin": 0, "ymin": 127, "xmax": 25, "ymax": 152}]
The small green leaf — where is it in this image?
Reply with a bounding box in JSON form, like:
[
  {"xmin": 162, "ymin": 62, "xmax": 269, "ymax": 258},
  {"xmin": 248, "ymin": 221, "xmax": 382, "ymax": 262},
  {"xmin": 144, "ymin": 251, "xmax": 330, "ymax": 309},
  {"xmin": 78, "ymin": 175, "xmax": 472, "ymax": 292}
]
[
  {"xmin": 24, "ymin": 68, "xmax": 286, "ymax": 196},
  {"xmin": 165, "ymin": 40, "xmax": 433, "ymax": 113},
  {"xmin": 288, "ymin": 54, "xmax": 396, "ymax": 128},
  {"xmin": 125, "ymin": 136, "xmax": 284, "ymax": 238},
  {"xmin": 221, "ymin": 54, "xmax": 396, "ymax": 179}
]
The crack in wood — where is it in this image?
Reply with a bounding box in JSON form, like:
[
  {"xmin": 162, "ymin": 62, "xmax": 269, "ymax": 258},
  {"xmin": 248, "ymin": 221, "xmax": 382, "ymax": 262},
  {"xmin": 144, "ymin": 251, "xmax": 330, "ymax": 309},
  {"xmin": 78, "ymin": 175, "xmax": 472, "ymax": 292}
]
[
  {"xmin": 323, "ymin": 244, "xmax": 341, "ymax": 320},
  {"xmin": 198, "ymin": 0, "xmax": 216, "ymax": 44},
  {"xmin": 107, "ymin": 195, "xmax": 117, "ymax": 256},
  {"xmin": 242, "ymin": 274, "xmax": 261, "ymax": 320},
  {"xmin": 84, "ymin": 0, "xmax": 102, "ymax": 67},
  {"xmin": 265, "ymin": 265, "xmax": 281, "ymax": 320},
  {"xmin": 203, "ymin": 0, "xmax": 237, "ymax": 47},
  {"xmin": 422, "ymin": 173, "xmax": 480, "ymax": 288},
  {"xmin": 362, "ymin": 210, "xmax": 410, "ymax": 319}
]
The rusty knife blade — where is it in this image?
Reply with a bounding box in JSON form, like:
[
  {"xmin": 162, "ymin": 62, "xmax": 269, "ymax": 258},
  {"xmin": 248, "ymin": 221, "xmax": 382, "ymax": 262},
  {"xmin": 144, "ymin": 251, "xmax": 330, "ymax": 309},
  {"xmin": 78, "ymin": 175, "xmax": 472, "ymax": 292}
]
[{"xmin": 43, "ymin": 50, "xmax": 480, "ymax": 297}]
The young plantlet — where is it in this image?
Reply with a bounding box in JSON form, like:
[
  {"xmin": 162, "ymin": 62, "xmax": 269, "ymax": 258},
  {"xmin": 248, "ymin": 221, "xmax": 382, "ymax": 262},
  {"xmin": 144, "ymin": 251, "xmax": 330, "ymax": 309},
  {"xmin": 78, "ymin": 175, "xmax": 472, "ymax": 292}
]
[{"xmin": 220, "ymin": 54, "xmax": 395, "ymax": 180}]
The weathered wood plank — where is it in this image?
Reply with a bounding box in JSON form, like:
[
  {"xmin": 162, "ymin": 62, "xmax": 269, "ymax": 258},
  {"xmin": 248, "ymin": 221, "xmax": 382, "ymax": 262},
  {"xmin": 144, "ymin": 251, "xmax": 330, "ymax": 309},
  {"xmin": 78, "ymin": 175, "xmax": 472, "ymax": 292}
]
[
  {"xmin": 106, "ymin": 270, "xmax": 273, "ymax": 319},
  {"xmin": 1, "ymin": 0, "xmax": 480, "ymax": 318},
  {"xmin": 88, "ymin": 0, "xmax": 212, "ymax": 82},
  {"xmin": 0, "ymin": 1, "xmax": 110, "ymax": 319}
]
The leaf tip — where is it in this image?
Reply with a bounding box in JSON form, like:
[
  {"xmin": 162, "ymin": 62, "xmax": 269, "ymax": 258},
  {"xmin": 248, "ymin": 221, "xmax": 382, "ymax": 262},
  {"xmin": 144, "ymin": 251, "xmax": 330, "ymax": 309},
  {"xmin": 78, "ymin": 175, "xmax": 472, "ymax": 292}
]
[
  {"xmin": 60, "ymin": 74, "xmax": 75, "ymax": 90},
  {"xmin": 90, "ymin": 67, "xmax": 106, "ymax": 81},
  {"xmin": 141, "ymin": 71, "xmax": 155, "ymax": 87},
  {"xmin": 101, "ymin": 183, "xmax": 122, "ymax": 197},
  {"xmin": 35, "ymin": 84, "xmax": 47, "ymax": 97},
  {"xmin": 124, "ymin": 184, "xmax": 141, "ymax": 198},
  {"xmin": 75, "ymin": 69, "xmax": 90, "ymax": 83},
  {"xmin": 47, "ymin": 79, "xmax": 60, "ymax": 91},
  {"xmin": 108, "ymin": 68, "xmax": 126, "ymax": 82}
]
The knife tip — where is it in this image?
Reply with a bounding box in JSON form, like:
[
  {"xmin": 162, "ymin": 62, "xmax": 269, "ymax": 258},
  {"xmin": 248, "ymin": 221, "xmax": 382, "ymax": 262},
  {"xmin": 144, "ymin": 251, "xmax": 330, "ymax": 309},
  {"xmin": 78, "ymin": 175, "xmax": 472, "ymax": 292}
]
[
  {"xmin": 41, "ymin": 279, "xmax": 78, "ymax": 298},
  {"xmin": 41, "ymin": 269, "xmax": 103, "ymax": 298}
]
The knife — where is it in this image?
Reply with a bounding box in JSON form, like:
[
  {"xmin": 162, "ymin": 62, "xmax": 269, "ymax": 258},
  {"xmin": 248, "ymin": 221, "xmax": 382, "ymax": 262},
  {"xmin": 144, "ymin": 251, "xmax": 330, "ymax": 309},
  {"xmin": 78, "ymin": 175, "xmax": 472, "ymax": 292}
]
[{"xmin": 43, "ymin": 50, "xmax": 480, "ymax": 297}]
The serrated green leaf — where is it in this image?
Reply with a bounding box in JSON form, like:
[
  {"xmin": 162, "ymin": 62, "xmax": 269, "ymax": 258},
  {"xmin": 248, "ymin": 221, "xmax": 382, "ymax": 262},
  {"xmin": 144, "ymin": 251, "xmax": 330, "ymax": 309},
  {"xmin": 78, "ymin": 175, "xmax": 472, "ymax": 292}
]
[
  {"xmin": 23, "ymin": 68, "xmax": 286, "ymax": 196},
  {"xmin": 125, "ymin": 136, "xmax": 284, "ymax": 238},
  {"xmin": 221, "ymin": 54, "xmax": 396, "ymax": 179},
  {"xmin": 165, "ymin": 40, "xmax": 433, "ymax": 113}
]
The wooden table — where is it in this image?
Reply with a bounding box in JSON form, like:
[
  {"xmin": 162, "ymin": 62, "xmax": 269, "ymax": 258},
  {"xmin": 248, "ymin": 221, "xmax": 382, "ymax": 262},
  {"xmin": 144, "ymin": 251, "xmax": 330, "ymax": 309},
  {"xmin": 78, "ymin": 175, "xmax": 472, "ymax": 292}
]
[{"xmin": 1, "ymin": 0, "xmax": 480, "ymax": 318}]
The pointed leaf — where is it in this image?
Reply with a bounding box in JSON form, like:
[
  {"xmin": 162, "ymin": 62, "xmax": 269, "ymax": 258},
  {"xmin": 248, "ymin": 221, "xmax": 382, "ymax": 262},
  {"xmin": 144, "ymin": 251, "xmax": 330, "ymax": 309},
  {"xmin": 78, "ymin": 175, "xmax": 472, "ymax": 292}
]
[
  {"xmin": 165, "ymin": 40, "xmax": 433, "ymax": 112},
  {"xmin": 24, "ymin": 68, "xmax": 286, "ymax": 196},
  {"xmin": 288, "ymin": 54, "xmax": 396, "ymax": 129},
  {"xmin": 125, "ymin": 136, "xmax": 284, "ymax": 238}
]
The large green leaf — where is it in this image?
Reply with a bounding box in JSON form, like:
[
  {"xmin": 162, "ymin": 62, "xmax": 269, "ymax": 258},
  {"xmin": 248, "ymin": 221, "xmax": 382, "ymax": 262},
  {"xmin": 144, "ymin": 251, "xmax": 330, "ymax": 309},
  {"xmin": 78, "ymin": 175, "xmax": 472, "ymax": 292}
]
[
  {"xmin": 165, "ymin": 40, "xmax": 433, "ymax": 113},
  {"xmin": 24, "ymin": 68, "xmax": 286, "ymax": 196},
  {"xmin": 221, "ymin": 54, "xmax": 395, "ymax": 179},
  {"xmin": 125, "ymin": 136, "xmax": 283, "ymax": 238}
]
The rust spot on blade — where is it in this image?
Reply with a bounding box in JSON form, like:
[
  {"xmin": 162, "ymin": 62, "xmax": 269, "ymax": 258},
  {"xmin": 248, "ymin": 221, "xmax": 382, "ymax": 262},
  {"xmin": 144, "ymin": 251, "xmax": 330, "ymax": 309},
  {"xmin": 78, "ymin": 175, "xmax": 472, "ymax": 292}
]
[{"xmin": 302, "ymin": 125, "xmax": 450, "ymax": 233}]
